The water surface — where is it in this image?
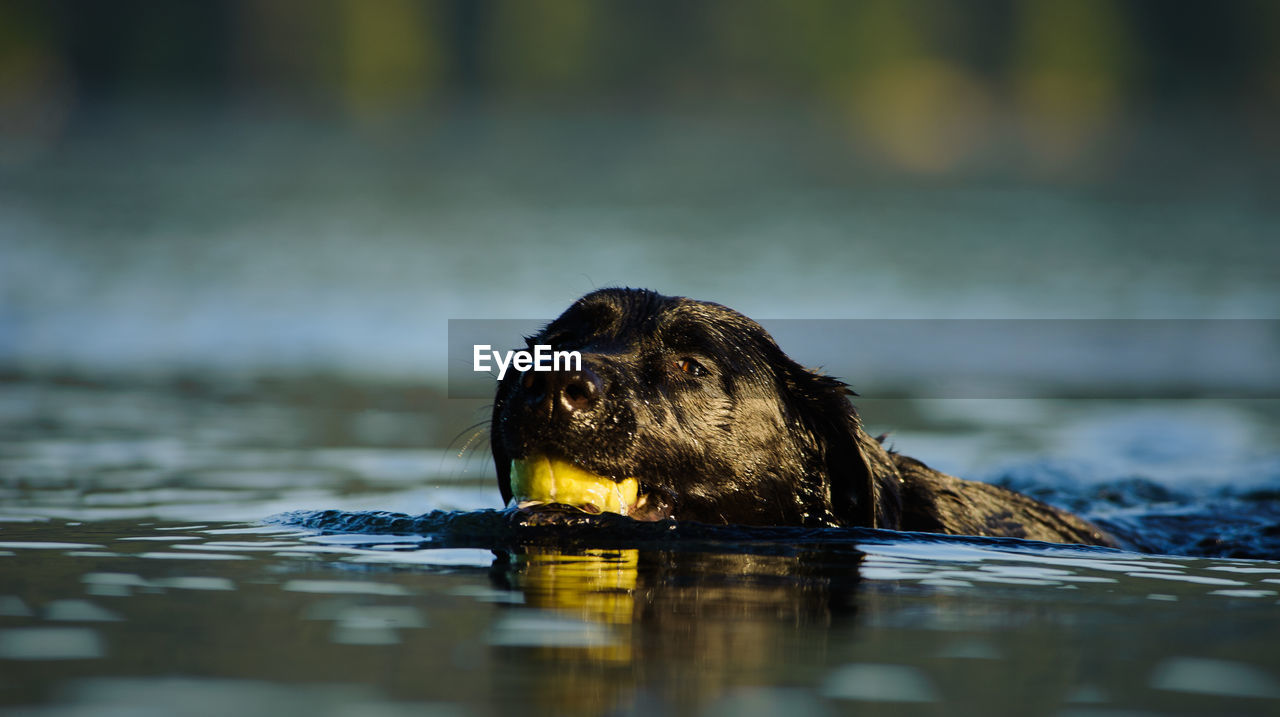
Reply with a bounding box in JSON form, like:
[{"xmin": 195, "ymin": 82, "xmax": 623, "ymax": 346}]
[
  {"xmin": 3, "ymin": 513, "xmax": 1280, "ymax": 717},
  {"xmin": 3, "ymin": 106, "xmax": 1279, "ymax": 715},
  {"xmin": 2, "ymin": 378, "xmax": 1279, "ymax": 716}
]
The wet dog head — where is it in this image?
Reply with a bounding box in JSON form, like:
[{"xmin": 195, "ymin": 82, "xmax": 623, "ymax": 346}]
[{"xmin": 491, "ymin": 288, "xmax": 895, "ymax": 527}]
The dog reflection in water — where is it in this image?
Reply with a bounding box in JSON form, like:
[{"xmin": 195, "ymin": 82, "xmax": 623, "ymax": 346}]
[
  {"xmin": 490, "ymin": 548, "xmax": 640, "ymax": 664},
  {"xmin": 488, "ymin": 545, "xmax": 863, "ymax": 712}
]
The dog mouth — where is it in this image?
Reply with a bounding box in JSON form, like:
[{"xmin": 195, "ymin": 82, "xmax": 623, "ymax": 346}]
[{"xmin": 508, "ymin": 455, "xmax": 671, "ymax": 520}]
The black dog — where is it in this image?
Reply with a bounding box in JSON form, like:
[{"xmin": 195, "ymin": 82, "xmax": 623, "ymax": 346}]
[{"xmin": 491, "ymin": 288, "xmax": 1115, "ymax": 547}]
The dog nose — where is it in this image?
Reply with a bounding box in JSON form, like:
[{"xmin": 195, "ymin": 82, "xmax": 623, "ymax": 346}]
[{"xmin": 521, "ymin": 368, "xmax": 603, "ymax": 416}]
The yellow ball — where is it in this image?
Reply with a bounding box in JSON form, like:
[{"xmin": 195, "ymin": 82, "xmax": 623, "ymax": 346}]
[{"xmin": 511, "ymin": 456, "xmax": 639, "ymax": 515}]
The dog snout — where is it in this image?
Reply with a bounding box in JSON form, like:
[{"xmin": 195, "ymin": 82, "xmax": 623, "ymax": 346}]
[{"xmin": 520, "ymin": 366, "xmax": 605, "ymax": 417}]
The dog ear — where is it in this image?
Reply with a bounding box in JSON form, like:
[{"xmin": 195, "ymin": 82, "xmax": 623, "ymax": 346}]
[{"xmin": 780, "ymin": 364, "xmax": 902, "ymax": 529}]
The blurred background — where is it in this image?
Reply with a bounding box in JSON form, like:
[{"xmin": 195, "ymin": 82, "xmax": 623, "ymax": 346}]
[
  {"xmin": 3, "ymin": 8, "xmax": 1280, "ymax": 713},
  {"xmin": 1, "ymin": 0, "xmax": 1278, "ymax": 448}
]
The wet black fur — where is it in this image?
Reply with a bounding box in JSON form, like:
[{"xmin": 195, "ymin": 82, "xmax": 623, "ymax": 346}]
[{"xmin": 492, "ymin": 288, "xmax": 1116, "ymax": 547}]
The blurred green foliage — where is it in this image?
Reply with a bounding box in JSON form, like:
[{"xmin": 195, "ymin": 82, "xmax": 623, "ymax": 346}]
[{"xmin": 1, "ymin": 0, "xmax": 1277, "ymax": 170}]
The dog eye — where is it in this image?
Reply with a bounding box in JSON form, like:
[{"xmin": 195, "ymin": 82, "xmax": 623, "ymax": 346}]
[{"xmin": 675, "ymin": 358, "xmax": 707, "ymax": 377}]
